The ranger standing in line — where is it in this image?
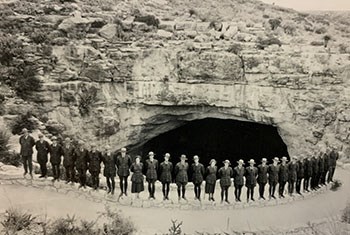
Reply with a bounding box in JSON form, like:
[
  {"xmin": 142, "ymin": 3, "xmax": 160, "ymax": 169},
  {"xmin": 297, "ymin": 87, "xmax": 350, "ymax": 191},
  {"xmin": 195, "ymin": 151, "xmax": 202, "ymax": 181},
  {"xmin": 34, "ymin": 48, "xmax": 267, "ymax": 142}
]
[
  {"xmin": 102, "ymin": 145, "xmax": 117, "ymax": 195},
  {"xmin": 49, "ymin": 136, "xmax": 63, "ymax": 182},
  {"xmin": 296, "ymin": 155, "xmax": 304, "ymax": 195},
  {"xmin": 75, "ymin": 140, "xmax": 89, "ymax": 189},
  {"xmin": 205, "ymin": 159, "xmax": 218, "ymax": 202},
  {"xmin": 318, "ymin": 150, "xmax": 325, "ymax": 187},
  {"xmin": 35, "ymin": 133, "xmax": 50, "ymax": 178},
  {"xmin": 145, "ymin": 151, "xmax": 159, "ymax": 200},
  {"xmin": 218, "ymin": 160, "xmax": 233, "ymax": 204},
  {"xmin": 131, "ymin": 156, "xmax": 144, "ymax": 199},
  {"xmin": 175, "ymin": 154, "xmax": 189, "ymax": 201},
  {"xmin": 159, "ymin": 153, "xmax": 173, "ymax": 201},
  {"xmin": 62, "ymin": 137, "xmax": 76, "ymax": 184},
  {"xmin": 116, "ymin": 147, "xmax": 132, "ymax": 197},
  {"xmin": 245, "ymin": 159, "xmax": 258, "ymax": 202},
  {"xmin": 257, "ymin": 158, "xmax": 268, "ymax": 200},
  {"xmin": 311, "ymin": 154, "xmax": 320, "ymax": 190},
  {"xmin": 287, "ymin": 156, "xmax": 298, "ymax": 196},
  {"xmin": 303, "ymin": 155, "xmax": 313, "ymax": 192},
  {"xmin": 88, "ymin": 144, "xmax": 102, "ymax": 190},
  {"xmin": 322, "ymin": 147, "xmax": 331, "ymax": 185},
  {"xmin": 233, "ymin": 159, "xmax": 245, "ymax": 202},
  {"xmin": 19, "ymin": 128, "xmax": 35, "ymax": 179},
  {"xmin": 327, "ymin": 146, "xmax": 339, "ymax": 183},
  {"xmin": 278, "ymin": 156, "xmax": 289, "ymax": 198},
  {"xmin": 191, "ymin": 155, "xmax": 205, "ymax": 201},
  {"xmin": 268, "ymin": 157, "xmax": 279, "ymax": 199}
]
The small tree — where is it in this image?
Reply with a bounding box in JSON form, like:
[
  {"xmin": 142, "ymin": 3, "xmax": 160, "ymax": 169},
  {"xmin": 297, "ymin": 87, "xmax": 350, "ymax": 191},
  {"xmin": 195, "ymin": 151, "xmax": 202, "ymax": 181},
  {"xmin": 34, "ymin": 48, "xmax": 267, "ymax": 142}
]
[{"xmin": 268, "ymin": 18, "xmax": 282, "ymax": 30}]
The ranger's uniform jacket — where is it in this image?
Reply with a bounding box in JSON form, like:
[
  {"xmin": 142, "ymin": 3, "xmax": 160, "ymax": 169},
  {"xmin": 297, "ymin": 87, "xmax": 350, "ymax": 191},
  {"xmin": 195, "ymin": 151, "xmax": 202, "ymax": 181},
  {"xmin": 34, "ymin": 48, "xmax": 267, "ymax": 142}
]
[
  {"xmin": 145, "ymin": 159, "xmax": 159, "ymax": 181},
  {"xmin": 35, "ymin": 140, "xmax": 50, "ymax": 163},
  {"xmin": 159, "ymin": 161, "xmax": 173, "ymax": 183},
  {"xmin": 62, "ymin": 144, "xmax": 75, "ymax": 167},
  {"xmin": 278, "ymin": 163, "xmax": 289, "ymax": 183},
  {"xmin": 88, "ymin": 150, "xmax": 102, "ymax": 173},
  {"xmin": 233, "ymin": 166, "xmax": 245, "ymax": 186},
  {"xmin": 102, "ymin": 153, "xmax": 117, "ymax": 177},
  {"xmin": 175, "ymin": 162, "xmax": 189, "ymax": 184},
  {"xmin": 191, "ymin": 163, "xmax": 205, "ymax": 184},
  {"xmin": 245, "ymin": 166, "xmax": 258, "ymax": 187},
  {"xmin": 131, "ymin": 163, "xmax": 144, "ymax": 183},
  {"xmin": 288, "ymin": 162, "xmax": 298, "ymax": 182},
  {"xmin": 257, "ymin": 164, "xmax": 268, "ymax": 184},
  {"xmin": 297, "ymin": 160, "xmax": 304, "ymax": 179},
  {"xmin": 75, "ymin": 148, "xmax": 89, "ymax": 170},
  {"xmin": 49, "ymin": 144, "xmax": 63, "ymax": 165},
  {"xmin": 19, "ymin": 135, "xmax": 35, "ymax": 156},
  {"xmin": 205, "ymin": 166, "xmax": 217, "ymax": 184},
  {"xmin": 116, "ymin": 154, "xmax": 132, "ymax": 177},
  {"xmin": 219, "ymin": 166, "xmax": 233, "ymax": 187},
  {"xmin": 268, "ymin": 164, "xmax": 279, "ymax": 184}
]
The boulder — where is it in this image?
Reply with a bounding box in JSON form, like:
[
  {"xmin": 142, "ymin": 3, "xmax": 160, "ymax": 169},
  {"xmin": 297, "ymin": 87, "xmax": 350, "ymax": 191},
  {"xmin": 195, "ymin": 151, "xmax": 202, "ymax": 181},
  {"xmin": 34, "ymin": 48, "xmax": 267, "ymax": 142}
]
[
  {"xmin": 99, "ymin": 24, "xmax": 117, "ymax": 40},
  {"xmin": 223, "ymin": 25, "xmax": 238, "ymax": 40},
  {"xmin": 156, "ymin": 29, "xmax": 173, "ymax": 39}
]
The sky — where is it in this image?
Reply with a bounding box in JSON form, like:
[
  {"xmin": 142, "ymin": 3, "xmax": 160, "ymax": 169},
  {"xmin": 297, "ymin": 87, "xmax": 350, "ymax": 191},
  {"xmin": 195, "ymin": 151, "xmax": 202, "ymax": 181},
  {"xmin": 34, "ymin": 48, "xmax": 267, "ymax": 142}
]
[{"xmin": 260, "ymin": 0, "xmax": 350, "ymax": 11}]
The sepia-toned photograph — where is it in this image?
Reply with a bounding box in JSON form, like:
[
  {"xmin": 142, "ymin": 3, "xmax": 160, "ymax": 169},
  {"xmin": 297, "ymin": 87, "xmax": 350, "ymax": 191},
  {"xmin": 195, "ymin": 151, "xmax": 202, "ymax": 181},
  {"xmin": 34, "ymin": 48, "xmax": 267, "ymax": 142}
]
[{"xmin": 0, "ymin": 0, "xmax": 349, "ymax": 234}]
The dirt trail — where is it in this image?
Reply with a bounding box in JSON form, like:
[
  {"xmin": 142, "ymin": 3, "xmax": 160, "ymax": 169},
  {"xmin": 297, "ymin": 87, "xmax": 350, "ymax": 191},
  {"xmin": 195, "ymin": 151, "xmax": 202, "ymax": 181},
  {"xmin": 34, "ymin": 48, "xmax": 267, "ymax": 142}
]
[{"xmin": 0, "ymin": 169, "xmax": 349, "ymax": 234}]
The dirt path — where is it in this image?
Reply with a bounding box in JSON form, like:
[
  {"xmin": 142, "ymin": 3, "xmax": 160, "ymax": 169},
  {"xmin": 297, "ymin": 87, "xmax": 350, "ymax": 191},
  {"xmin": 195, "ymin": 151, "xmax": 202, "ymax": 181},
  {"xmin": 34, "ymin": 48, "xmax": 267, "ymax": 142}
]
[{"xmin": 0, "ymin": 169, "xmax": 349, "ymax": 234}]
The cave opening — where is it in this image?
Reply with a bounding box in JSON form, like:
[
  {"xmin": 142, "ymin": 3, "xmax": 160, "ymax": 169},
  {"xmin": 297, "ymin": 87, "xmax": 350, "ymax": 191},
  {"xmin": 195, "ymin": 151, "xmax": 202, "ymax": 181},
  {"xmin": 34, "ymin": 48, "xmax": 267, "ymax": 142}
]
[{"xmin": 136, "ymin": 118, "xmax": 289, "ymax": 167}]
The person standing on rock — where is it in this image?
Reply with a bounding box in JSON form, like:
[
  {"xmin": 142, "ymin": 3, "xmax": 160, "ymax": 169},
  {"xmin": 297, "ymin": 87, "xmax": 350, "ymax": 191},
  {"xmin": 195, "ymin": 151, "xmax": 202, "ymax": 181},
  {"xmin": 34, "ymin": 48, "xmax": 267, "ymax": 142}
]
[
  {"xmin": 49, "ymin": 136, "xmax": 63, "ymax": 182},
  {"xmin": 278, "ymin": 156, "xmax": 289, "ymax": 198},
  {"xmin": 287, "ymin": 156, "xmax": 298, "ymax": 196},
  {"xmin": 191, "ymin": 155, "xmax": 205, "ymax": 201},
  {"xmin": 35, "ymin": 133, "xmax": 50, "ymax": 178},
  {"xmin": 102, "ymin": 145, "xmax": 117, "ymax": 195},
  {"xmin": 257, "ymin": 158, "xmax": 268, "ymax": 200},
  {"xmin": 62, "ymin": 137, "xmax": 76, "ymax": 184},
  {"xmin": 159, "ymin": 153, "xmax": 173, "ymax": 201},
  {"xmin": 116, "ymin": 147, "xmax": 132, "ymax": 197},
  {"xmin": 175, "ymin": 154, "xmax": 189, "ymax": 201},
  {"xmin": 19, "ymin": 128, "xmax": 35, "ymax": 179},
  {"xmin": 245, "ymin": 159, "xmax": 258, "ymax": 202},
  {"xmin": 145, "ymin": 151, "xmax": 159, "ymax": 200},
  {"xmin": 303, "ymin": 156, "xmax": 313, "ymax": 192},
  {"xmin": 296, "ymin": 156, "xmax": 304, "ymax": 195},
  {"xmin": 311, "ymin": 154, "xmax": 320, "ymax": 190},
  {"xmin": 233, "ymin": 159, "xmax": 245, "ymax": 202},
  {"xmin": 327, "ymin": 146, "xmax": 339, "ymax": 183},
  {"xmin": 268, "ymin": 157, "xmax": 279, "ymax": 199},
  {"xmin": 75, "ymin": 141, "xmax": 89, "ymax": 189},
  {"xmin": 219, "ymin": 159, "xmax": 233, "ymax": 204},
  {"xmin": 205, "ymin": 159, "xmax": 217, "ymax": 202},
  {"xmin": 88, "ymin": 144, "xmax": 102, "ymax": 190},
  {"xmin": 131, "ymin": 155, "xmax": 144, "ymax": 199}
]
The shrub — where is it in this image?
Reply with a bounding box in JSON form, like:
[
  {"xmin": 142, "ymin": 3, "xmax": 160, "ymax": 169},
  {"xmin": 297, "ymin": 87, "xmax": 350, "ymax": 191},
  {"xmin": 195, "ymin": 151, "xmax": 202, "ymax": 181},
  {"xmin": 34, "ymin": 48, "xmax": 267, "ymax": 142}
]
[
  {"xmin": 134, "ymin": 15, "xmax": 160, "ymax": 28},
  {"xmin": 102, "ymin": 207, "xmax": 136, "ymax": 235},
  {"xmin": 48, "ymin": 215, "xmax": 98, "ymax": 235},
  {"xmin": 256, "ymin": 37, "xmax": 282, "ymax": 50},
  {"xmin": 315, "ymin": 26, "xmax": 327, "ymax": 34},
  {"xmin": 342, "ymin": 203, "xmax": 350, "ymax": 224},
  {"xmin": 268, "ymin": 18, "xmax": 282, "ymax": 30},
  {"xmin": 0, "ymin": 129, "xmax": 9, "ymax": 155},
  {"xmin": 168, "ymin": 220, "xmax": 183, "ymax": 235},
  {"xmin": 330, "ymin": 179, "xmax": 342, "ymax": 191},
  {"xmin": 11, "ymin": 112, "xmax": 38, "ymax": 135},
  {"xmin": 245, "ymin": 57, "xmax": 260, "ymax": 69},
  {"xmin": 30, "ymin": 31, "xmax": 48, "ymax": 44},
  {"xmin": 0, "ymin": 35, "xmax": 24, "ymax": 66},
  {"xmin": 78, "ymin": 86, "xmax": 98, "ymax": 116},
  {"xmin": 1, "ymin": 208, "xmax": 36, "ymax": 234},
  {"xmin": 282, "ymin": 21, "xmax": 297, "ymax": 35},
  {"xmin": 227, "ymin": 43, "xmax": 242, "ymax": 55}
]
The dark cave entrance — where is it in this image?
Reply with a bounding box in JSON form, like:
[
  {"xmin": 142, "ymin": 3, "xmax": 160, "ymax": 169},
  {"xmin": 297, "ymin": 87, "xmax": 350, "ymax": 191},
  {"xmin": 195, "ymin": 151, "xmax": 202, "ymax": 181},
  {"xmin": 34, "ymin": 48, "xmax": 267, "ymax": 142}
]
[{"xmin": 137, "ymin": 118, "xmax": 289, "ymax": 167}]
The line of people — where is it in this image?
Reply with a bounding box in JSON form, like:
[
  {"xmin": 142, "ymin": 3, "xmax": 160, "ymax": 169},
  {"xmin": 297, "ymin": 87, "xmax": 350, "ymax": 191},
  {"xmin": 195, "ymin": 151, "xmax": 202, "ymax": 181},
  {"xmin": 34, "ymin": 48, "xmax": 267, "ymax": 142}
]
[{"xmin": 19, "ymin": 128, "xmax": 339, "ymax": 203}]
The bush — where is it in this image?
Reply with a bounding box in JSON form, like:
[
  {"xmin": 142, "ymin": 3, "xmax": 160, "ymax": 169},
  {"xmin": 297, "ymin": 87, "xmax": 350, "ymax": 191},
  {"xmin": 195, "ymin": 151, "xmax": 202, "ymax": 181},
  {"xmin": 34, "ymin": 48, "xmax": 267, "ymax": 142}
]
[
  {"xmin": 134, "ymin": 15, "xmax": 160, "ymax": 28},
  {"xmin": 102, "ymin": 207, "xmax": 136, "ymax": 235},
  {"xmin": 48, "ymin": 215, "xmax": 97, "ymax": 235},
  {"xmin": 30, "ymin": 31, "xmax": 48, "ymax": 44},
  {"xmin": 0, "ymin": 129, "xmax": 9, "ymax": 155},
  {"xmin": 315, "ymin": 26, "xmax": 327, "ymax": 34},
  {"xmin": 11, "ymin": 112, "xmax": 38, "ymax": 135},
  {"xmin": 245, "ymin": 57, "xmax": 260, "ymax": 69},
  {"xmin": 282, "ymin": 21, "xmax": 297, "ymax": 36},
  {"xmin": 0, "ymin": 35, "xmax": 24, "ymax": 66},
  {"xmin": 256, "ymin": 37, "xmax": 282, "ymax": 50},
  {"xmin": 78, "ymin": 86, "xmax": 98, "ymax": 116},
  {"xmin": 268, "ymin": 18, "xmax": 282, "ymax": 30},
  {"xmin": 227, "ymin": 43, "xmax": 242, "ymax": 55},
  {"xmin": 1, "ymin": 208, "xmax": 36, "ymax": 234},
  {"xmin": 168, "ymin": 220, "xmax": 183, "ymax": 235},
  {"xmin": 342, "ymin": 203, "xmax": 350, "ymax": 224}
]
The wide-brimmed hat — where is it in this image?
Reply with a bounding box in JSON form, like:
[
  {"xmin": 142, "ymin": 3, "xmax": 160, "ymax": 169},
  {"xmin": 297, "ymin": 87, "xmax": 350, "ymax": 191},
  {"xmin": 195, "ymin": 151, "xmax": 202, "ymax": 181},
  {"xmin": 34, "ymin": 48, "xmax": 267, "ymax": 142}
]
[
  {"xmin": 148, "ymin": 151, "xmax": 155, "ymax": 156},
  {"xmin": 121, "ymin": 147, "xmax": 127, "ymax": 152},
  {"xmin": 22, "ymin": 128, "xmax": 28, "ymax": 133},
  {"xmin": 292, "ymin": 156, "xmax": 298, "ymax": 160},
  {"xmin": 223, "ymin": 159, "xmax": 231, "ymax": 165},
  {"xmin": 237, "ymin": 159, "xmax": 245, "ymax": 165},
  {"xmin": 193, "ymin": 155, "xmax": 199, "ymax": 160},
  {"xmin": 180, "ymin": 154, "xmax": 188, "ymax": 160},
  {"xmin": 164, "ymin": 153, "xmax": 170, "ymax": 159},
  {"xmin": 281, "ymin": 156, "xmax": 288, "ymax": 162},
  {"xmin": 209, "ymin": 159, "xmax": 217, "ymax": 164},
  {"xmin": 51, "ymin": 136, "xmax": 57, "ymax": 141},
  {"xmin": 273, "ymin": 157, "xmax": 280, "ymax": 162},
  {"xmin": 248, "ymin": 159, "xmax": 256, "ymax": 165},
  {"xmin": 64, "ymin": 137, "xmax": 71, "ymax": 142},
  {"xmin": 261, "ymin": 158, "xmax": 267, "ymax": 163}
]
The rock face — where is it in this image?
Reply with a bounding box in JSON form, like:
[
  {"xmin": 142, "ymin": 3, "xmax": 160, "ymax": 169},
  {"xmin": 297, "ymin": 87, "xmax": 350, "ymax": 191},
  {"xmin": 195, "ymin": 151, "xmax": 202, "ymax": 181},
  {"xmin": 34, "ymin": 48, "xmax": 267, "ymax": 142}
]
[{"xmin": 1, "ymin": 0, "xmax": 350, "ymax": 158}]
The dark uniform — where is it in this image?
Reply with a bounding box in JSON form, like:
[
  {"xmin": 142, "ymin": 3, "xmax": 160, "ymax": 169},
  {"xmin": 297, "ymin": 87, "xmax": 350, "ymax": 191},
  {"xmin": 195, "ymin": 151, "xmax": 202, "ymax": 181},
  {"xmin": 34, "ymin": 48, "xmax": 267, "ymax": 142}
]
[
  {"xmin": 175, "ymin": 162, "xmax": 189, "ymax": 199},
  {"xmin": 218, "ymin": 166, "xmax": 233, "ymax": 202},
  {"xmin": 278, "ymin": 163, "xmax": 289, "ymax": 198},
  {"xmin": 323, "ymin": 153, "xmax": 330, "ymax": 185},
  {"xmin": 116, "ymin": 154, "xmax": 132, "ymax": 195},
  {"xmin": 327, "ymin": 150, "xmax": 338, "ymax": 183},
  {"xmin": 75, "ymin": 148, "xmax": 89, "ymax": 187},
  {"xmin": 296, "ymin": 160, "xmax": 304, "ymax": 194},
  {"xmin": 88, "ymin": 150, "xmax": 102, "ymax": 189},
  {"xmin": 268, "ymin": 164, "xmax": 279, "ymax": 198},
  {"xmin": 233, "ymin": 166, "xmax": 245, "ymax": 201},
  {"xmin": 245, "ymin": 166, "xmax": 258, "ymax": 201},
  {"xmin": 62, "ymin": 144, "xmax": 75, "ymax": 183},
  {"xmin": 19, "ymin": 135, "xmax": 35, "ymax": 175},
  {"xmin": 288, "ymin": 161, "xmax": 298, "ymax": 195},
  {"xmin": 35, "ymin": 140, "xmax": 50, "ymax": 177},
  {"xmin": 159, "ymin": 161, "xmax": 173, "ymax": 199},
  {"xmin": 318, "ymin": 154, "xmax": 325, "ymax": 186},
  {"xmin": 102, "ymin": 152, "xmax": 117, "ymax": 194},
  {"xmin": 311, "ymin": 156, "xmax": 319, "ymax": 190},
  {"xmin": 191, "ymin": 163, "xmax": 205, "ymax": 200},
  {"xmin": 145, "ymin": 159, "xmax": 159, "ymax": 198},
  {"xmin": 49, "ymin": 143, "xmax": 63, "ymax": 180},
  {"xmin": 131, "ymin": 163, "xmax": 144, "ymax": 193},
  {"xmin": 257, "ymin": 164, "xmax": 268, "ymax": 199},
  {"xmin": 205, "ymin": 166, "xmax": 217, "ymax": 194},
  {"xmin": 303, "ymin": 158, "xmax": 313, "ymax": 191}
]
